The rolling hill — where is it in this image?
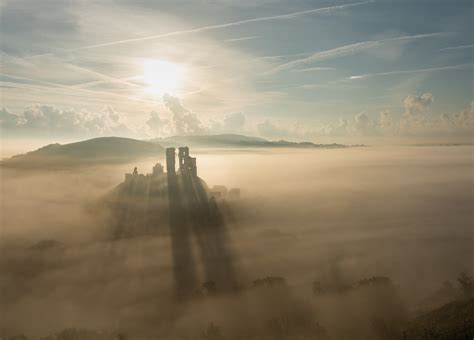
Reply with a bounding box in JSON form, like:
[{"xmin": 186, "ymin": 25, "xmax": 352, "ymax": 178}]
[
  {"xmin": 1, "ymin": 137, "xmax": 165, "ymax": 167},
  {"xmin": 1, "ymin": 134, "xmax": 362, "ymax": 168},
  {"xmin": 150, "ymin": 134, "xmax": 355, "ymax": 149}
]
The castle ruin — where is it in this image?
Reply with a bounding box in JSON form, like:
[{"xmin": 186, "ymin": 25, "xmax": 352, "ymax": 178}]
[
  {"xmin": 116, "ymin": 146, "xmax": 239, "ymax": 294},
  {"xmin": 124, "ymin": 147, "xmax": 238, "ymax": 200}
]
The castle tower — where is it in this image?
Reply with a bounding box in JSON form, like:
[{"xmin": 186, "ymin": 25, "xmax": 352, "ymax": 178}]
[
  {"xmin": 189, "ymin": 157, "xmax": 197, "ymax": 177},
  {"xmin": 166, "ymin": 147, "xmax": 176, "ymax": 174},
  {"xmin": 152, "ymin": 163, "xmax": 163, "ymax": 175},
  {"xmin": 178, "ymin": 146, "xmax": 189, "ymax": 173}
]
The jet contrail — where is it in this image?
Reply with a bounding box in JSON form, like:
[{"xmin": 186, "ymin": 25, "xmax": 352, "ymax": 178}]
[
  {"xmin": 348, "ymin": 63, "xmax": 473, "ymax": 79},
  {"xmin": 440, "ymin": 44, "xmax": 474, "ymax": 51},
  {"xmin": 27, "ymin": 1, "xmax": 372, "ymax": 58},
  {"xmin": 225, "ymin": 36, "xmax": 259, "ymax": 43},
  {"xmin": 268, "ymin": 32, "xmax": 448, "ymax": 74}
]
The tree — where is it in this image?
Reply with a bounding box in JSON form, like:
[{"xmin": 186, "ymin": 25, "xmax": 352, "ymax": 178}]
[{"xmin": 457, "ymin": 272, "xmax": 474, "ymax": 298}]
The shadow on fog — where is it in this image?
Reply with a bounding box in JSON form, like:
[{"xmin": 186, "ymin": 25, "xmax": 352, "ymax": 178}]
[
  {"xmin": 110, "ymin": 147, "xmax": 237, "ymax": 297},
  {"xmin": 167, "ymin": 147, "xmax": 237, "ymax": 297}
]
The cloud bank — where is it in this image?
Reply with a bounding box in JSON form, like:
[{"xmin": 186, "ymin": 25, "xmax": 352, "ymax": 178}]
[
  {"xmin": 2, "ymin": 93, "xmax": 472, "ymax": 144},
  {"xmin": 256, "ymin": 94, "xmax": 474, "ymax": 142},
  {"xmin": 0, "ymin": 105, "xmax": 133, "ymax": 139}
]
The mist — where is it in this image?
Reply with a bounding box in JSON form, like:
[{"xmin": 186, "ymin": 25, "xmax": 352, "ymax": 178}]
[{"xmin": 0, "ymin": 146, "xmax": 472, "ymax": 339}]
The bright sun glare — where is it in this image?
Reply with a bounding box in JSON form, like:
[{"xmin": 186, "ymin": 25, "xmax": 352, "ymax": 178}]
[{"xmin": 143, "ymin": 59, "xmax": 185, "ymax": 95}]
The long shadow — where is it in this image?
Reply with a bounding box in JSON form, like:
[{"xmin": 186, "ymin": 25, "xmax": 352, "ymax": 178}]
[
  {"xmin": 114, "ymin": 175, "xmax": 149, "ymax": 238},
  {"xmin": 112, "ymin": 156, "xmax": 238, "ymax": 296},
  {"xmin": 182, "ymin": 173, "xmax": 238, "ymax": 291},
  {"xmin": 167, "ymin": 172, "xmax": 198, "ymax": 296}
]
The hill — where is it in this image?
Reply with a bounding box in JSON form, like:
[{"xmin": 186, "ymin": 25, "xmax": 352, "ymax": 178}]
[
  {"xmin": 403, "ymin": 298, "xmax": 474, "ymax": 339},
  {"xmin": 1, "ymin": 137, "xmax": 165, "ymax": 168},
  {"xmin": 150, "ymin": 134, "xmax": 356, "ymax": 149}
]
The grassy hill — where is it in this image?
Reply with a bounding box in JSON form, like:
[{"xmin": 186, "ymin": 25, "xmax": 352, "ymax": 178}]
[
  {"xmin": 151, "ymin": 134, "xmax": 355, "ymax": 149},
  {"xmin": 403, "ymin": 298, "xmax": 474, "ymax": 339},
  {"xmin": 1, "ymin": 137, "xmax": 165, "ymax": 168}
]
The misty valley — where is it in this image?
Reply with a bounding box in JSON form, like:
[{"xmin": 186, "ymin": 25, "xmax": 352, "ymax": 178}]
[
  {"xmin": 2, "ymin": 1, "xmax": 473, "ymax": 339},
  {"xmin": 1, "ymin": 142, "xmax": 472, "ymax": 340}
]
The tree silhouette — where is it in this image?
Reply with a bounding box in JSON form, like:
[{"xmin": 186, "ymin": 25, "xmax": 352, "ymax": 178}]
[{"xmin": 457, "ymin": 272, "xmax": 474, "ymax": 298}]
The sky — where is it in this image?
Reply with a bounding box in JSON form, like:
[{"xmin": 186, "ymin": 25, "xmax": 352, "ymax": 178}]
[{"xmin": 0, "ymin": 0, "xmax": 473, "ymax": 148}]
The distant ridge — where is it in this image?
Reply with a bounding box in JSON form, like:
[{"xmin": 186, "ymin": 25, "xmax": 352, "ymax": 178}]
[
  {"xmin": 1, "ymin": 134, "xmax": 363, "ymax": 168},
  {"xmin": 150, "ymin": 134, "xmax": 360, "ymax": 149},
  {"xmin": 1, "ymin": 137, "xmax": 165, "ymax": 167}
]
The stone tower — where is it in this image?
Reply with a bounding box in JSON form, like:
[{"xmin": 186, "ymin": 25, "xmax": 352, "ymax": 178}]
[
  {"xmin": 166, "ymin": 147, "xmax": 176, "ymax": 174},
  {"xmin": 178, "ymin": 146, "xmax": 197, "ymax": 177}
]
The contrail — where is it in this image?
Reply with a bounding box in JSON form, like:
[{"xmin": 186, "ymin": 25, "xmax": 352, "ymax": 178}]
[
  {"xmin": 27, "ymin": 1, "xmax": 372, "ymax": 58},
  {"xmin": 268, "ymin": 32, "xmax": 448, "ymax": 74},
  {"xmin": 292, "ymin": 67, "xmax": 335, "ymax": 72},
  {"xmin": 0, "ymin": 72, "xmax": 156, "ymax": 104},
  {"xmin": 225, "ymin": 36, "xmax": 259, "ymax": 43},
  {"xmin": 348, "ymin": 63, "xmax": 473, "ymax": 79},
  {"xmin": 440, "ymin": 44, "xmax": 474, "ymax": 51}
]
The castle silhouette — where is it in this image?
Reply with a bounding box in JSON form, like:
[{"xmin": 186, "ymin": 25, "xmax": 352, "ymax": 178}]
[
  {"xmin": 111, "ymin": 147, "xmax": 238, "ymax": 296},
  {"xmin": 124, "ymin": 146, "xmax": 239, "ymax": 199}
]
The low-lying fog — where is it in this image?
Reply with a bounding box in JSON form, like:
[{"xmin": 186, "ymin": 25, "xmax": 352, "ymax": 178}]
[{"xmin": 1, "ymin": 146, "xmax": 472, "ymax": 339}]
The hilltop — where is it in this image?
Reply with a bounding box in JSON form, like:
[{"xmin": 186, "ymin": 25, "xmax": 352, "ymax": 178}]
[
  {"xmin": 0, "ymin": 134, "xmax": 362, "ymax": 169},
  {"xmin": 150, "ymin": 134, "xmax": 358, "ymax": 149},
  {"xmin": 1, "ymin": 137, "xmax": 165, "ymax": 168}
]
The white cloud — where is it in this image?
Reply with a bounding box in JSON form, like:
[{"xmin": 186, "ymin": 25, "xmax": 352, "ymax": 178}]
[
  {"xmin": 162, "ymin": 94, "xmax": 206, "ymax": 136},
  {"xmin": 403, "ymin": 93, "xmax": 433, "ymax": 117},
  {"xmin": 321, "ymin": 118, "xmax": 350, "ymax": 137},
  {"xmin": 145, "ymin": 111, "xmax": 170, "ymax": 137},
  {"xmin": 378, "ymin": 110, "xmax": 393, "ymax": 131},
  {"xmin": 354, "ymin": 111, "xmax": 378, "ymax": 135},
  {"xmin": 210, "ymin": 112, "xmax": 247, "ymax": 134},
  {"xmin": 254, "ymin": 95, "xmax": 473, "ymax": 141},
  {"xmin": 441, "ymin": 102, "xmax": 474, "ymax": 129},
  {"xmin": 257, "ymin": 119, "xmax": 291, "ymax": 139},
  {"xmin": 0, "ymin": 105, "xmax": 133, "ymax": 138},
  {"xmin": 2, "ymin": 94, "xmax": 472, "ymax": 143}
]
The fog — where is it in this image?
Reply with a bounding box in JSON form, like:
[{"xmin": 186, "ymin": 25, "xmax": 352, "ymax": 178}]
[{"xmin": 0, "ymin": 146, "xmax": 472, "ymax": 339}]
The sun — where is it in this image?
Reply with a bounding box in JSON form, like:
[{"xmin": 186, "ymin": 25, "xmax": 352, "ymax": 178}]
[{"xmin": 143, "ymin": 59, "xmax": 185, "ymax": 95}]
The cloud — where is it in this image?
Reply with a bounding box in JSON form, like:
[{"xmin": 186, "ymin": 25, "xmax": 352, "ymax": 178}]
[
  {"xmin": 354, "ymin": 111, "xmax": 377, "ymax": 135},
  {"xmin": 321, "ymin": 118, "xmax": 350, "ymax": 137},
  {"xmin": 145, "ymin": 111, "xmax": 170, "ymax": 137},
  {"xmin": 161, "ymin": 95, "xmax": 248, "ymax": 136},
  {"xmin": 270, "ymin": 41, "xmax": 379, "ymax": 74},
  {"xmin": 210, "ymin": 112, "xmax": 247, "ymax": 134},
  {"xmin": 0, "ymin": 95, "xmax": 252, "ymax": 141},
  {"xmin": 28, "ymin": 1, "xmax": 372, "ymax": 57},
  {"xmin": 257, "ymin": 119, "xmax": 291, "ymax": 139},
  {"xmin": 378, "ymin": 110, "xmax": 393, "ymax": 130},
  {"xmin": 441, "ymin": 102, "xmax": 474, "ymax": 128},
  {"xmin": 349, "ymin": 64, "xmax": 472, "ymax": 80},
  {"xmin": 270, "ymin": 33, "xmax": 447, "ymax": 74},
  {"xmin": 255, "ymin": 95, "xmax": 473, "ymax": 141},
  {"xmin": 0, "ymin": 105, "xmax": 133, "ymax": 139},
  {"xmin": 292, "ymin": 67, "xmax": 335, "ymax": 72},
  {"xmin": 440, "ymin": 44, "xmax": 474, "ymax": 52},
  {"xmin": 162, "ymin": 94, "xmax": 206, "ymax": 135},
  {"xmin": 225, "ymin": 36, "xmax": 259, "ymax": 43},
  {"xmin": 3, "ymin": 94, "xmax": 472, "ymax": 144},
  {"xmin": 403, "ymin": 93, "xmax": 433, "ymax": 117}
]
